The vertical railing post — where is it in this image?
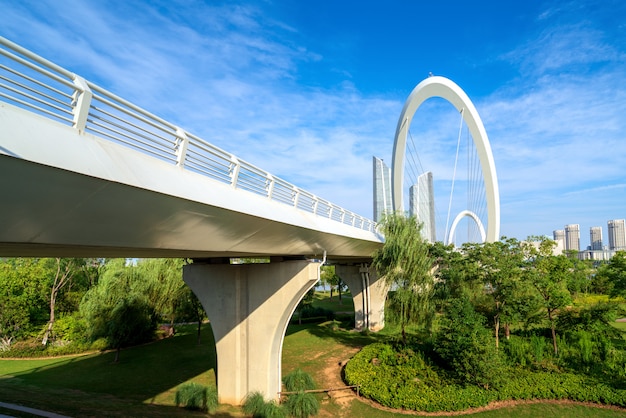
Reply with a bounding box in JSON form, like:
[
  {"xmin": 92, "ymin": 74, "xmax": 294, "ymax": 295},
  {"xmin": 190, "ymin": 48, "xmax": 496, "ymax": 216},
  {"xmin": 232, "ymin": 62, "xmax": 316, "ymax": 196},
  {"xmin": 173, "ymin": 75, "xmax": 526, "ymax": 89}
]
[
  {"xmin": 175, "ymin": 128, "xmax": 189, "ymax": 167},
  {"xmin": 229, "ymin": 155, "xmax": 241, "ymax": 188},
  {"xmin": 292, "ymin": 187, "xmax": 300, "ymax": 208},
  {"xmin": 71, "ymin": 75, "xmax": 92, "ymax": 134},
  {"xmin": 266, "ymin": 174, "xmax": 275, "ymax": 199}
]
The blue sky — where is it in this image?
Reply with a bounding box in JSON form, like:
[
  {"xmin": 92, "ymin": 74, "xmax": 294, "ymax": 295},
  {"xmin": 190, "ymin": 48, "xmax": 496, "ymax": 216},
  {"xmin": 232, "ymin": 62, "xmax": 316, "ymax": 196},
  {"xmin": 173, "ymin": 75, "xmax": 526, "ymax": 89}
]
[{"xmin": 2, "ymin": 0, "xmax": 625, "ymax": 248}]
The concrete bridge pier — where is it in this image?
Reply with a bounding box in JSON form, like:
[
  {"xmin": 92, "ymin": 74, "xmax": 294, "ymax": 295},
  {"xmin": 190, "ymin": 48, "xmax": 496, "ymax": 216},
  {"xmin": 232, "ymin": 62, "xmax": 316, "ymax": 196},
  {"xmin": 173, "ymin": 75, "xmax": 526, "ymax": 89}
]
[
  {"xmin": 335, "ymin": 264, "xmax": 388, "ymax": 331},
  {"xmin": 183, "ymin": 258, "xmax": 320, "ymax": 405}
]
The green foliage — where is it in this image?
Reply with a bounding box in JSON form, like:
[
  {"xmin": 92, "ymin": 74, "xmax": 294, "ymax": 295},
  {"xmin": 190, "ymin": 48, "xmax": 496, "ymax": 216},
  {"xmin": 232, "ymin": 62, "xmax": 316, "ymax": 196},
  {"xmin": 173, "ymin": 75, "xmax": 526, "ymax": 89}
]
[
  {"xmin": 596, "ymin": 251, "xmax": 626, "ymax": 299},
  {"xmin": 558, "ymin": 302, "xmax": 624, "ymax": 340},
  {"xmin": 346, "ymin": 341, "xmax": 626, "ymax": 412},
  {"xmin": 174, "ymin": 382, "xmax": 217, "ymax": 412},
  {"xmin": 461, "ymin": 238, "xmax": 529, "ymax": 348},
  {"xmin": 297, "ymin": 306, "xmax": 334, "ymax": 323},
  {"xmin": 434, "ymin": 297, "xmax": 507, "ymax": 389},
  {"xmin": 530, "ymin": 335, "xmax": 549, "ymax": 363},
  {"xmin": 283, "ymin": 392, "xmax": 319, "ymax": 418},
  {"xmin": 502, "ymin": 336, "xmax": 532, "ymax": 367},
  {"xmin": 243, "ymin": 392, "xmax": 286, "ymax": 418},
  {"xmin": 243, "ymin": 392, "xmax": 267, "ymax": 415},
  {"xmin": 283, "ymin": 368, "xmax": 315, "ymax": 392},
  {"xmin": 258, "ymin": 400, "xmax": 287, "ymax": 418},
  {"xmin": 79, "ymin": 259, "xmax": 156, "ymax": 357},
  {"xmin": 0, "ymin": 258, "xmax": 51, "ymax": 342},
  {"xmin": 136, "ymin": 258, "xmax": 188, "ymax": 327},
  {"xmin": 523, "ymin": 238, "xmax": 574, "ymax": 355},
  {"xmin": 51, "ymin": 312, "xmax": 87, "ymax": 343},
  {"xmin": 373, "ymin": 213, "xmax": 434, "ymax": 341}
]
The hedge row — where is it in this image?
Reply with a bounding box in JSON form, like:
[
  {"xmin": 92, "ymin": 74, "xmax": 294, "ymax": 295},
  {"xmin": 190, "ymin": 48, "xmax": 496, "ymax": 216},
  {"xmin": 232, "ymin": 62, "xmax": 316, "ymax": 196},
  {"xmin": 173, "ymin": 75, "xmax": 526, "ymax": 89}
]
[{"xmin": 344, "ymin": 343, "xmax": 626, "ymax": 412}]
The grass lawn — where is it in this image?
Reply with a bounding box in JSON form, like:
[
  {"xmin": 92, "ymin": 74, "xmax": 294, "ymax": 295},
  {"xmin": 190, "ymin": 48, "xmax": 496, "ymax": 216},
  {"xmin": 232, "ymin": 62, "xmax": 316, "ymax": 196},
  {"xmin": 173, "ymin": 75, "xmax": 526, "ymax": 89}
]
[
  {"xmin": 0, "ymin": 324, "xmax": 229, "ymax": 417},
  {"xmin": 312, "ymin": 290, "xmax": 354, "ymax": 312},
  {"xmin": 1, "ymin": 309, "xmax": 625, "ymax": 417}
]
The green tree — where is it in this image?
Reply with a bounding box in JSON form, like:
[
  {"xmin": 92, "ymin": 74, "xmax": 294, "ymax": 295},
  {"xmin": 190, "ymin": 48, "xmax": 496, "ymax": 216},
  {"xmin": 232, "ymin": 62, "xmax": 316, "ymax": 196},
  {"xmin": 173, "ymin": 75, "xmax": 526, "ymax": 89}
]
[
  {"xmin": 372, "ymin": 213, "xmax": 434, "ymax": 343},
  {"xmin": 323, "ymin": 266, "xmax": 345, "ymax": 302},
  {"xmin": 80, "ymin": 259, "xmax": 156, "ymax": 362},
  {"xmin": 42, "ymin": 258, "xmax": 84, "ymax": 345},
  {"xmin": 137, "ymin": 258, "xmax": 188, "ymax": 332},
  {"xmin": 596, "ymin": 251, "xmax": 626, "ymax": 298},
  {"xmin": 175, "ymin": 286, "xmax": 207, "ymax": 345},
  {"xmin": 567, "ymin": 256, "xmax": 594, "ymax": 297},
  {"xmin": 0, "ymin": 258, "xmax": 51, "ymax": 346},
  {"xmin": 434, "ymin": 296, "xmax": 506, "ymax": 389},
  {"xmin": 464, "ymin": 238, "xmax": 525, "ymax": 348},
  {"xmin": 523, "ymin": 238, "xmax": 573, "ymax": 355},
  {"xmin": 294, "ymin": 287, "xmax": 315, "ymax": 325}
]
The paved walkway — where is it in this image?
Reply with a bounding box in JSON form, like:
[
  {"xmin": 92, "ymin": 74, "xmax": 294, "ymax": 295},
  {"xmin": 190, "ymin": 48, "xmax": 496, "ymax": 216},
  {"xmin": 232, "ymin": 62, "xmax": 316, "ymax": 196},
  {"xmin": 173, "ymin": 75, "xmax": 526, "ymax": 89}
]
[{"xmin": 0, "ymin": 402, "xmax": 70, "ymax": 418}]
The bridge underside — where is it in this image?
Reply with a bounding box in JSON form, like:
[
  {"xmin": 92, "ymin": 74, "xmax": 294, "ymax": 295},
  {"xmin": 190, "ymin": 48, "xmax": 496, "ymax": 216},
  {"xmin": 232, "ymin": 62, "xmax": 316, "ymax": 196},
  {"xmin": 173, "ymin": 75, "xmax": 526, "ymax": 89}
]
[
  {"xmin": 0, "ymin": 155, "xmax": 377, "ymax": 260},
  {"xmin": 1, "ymin": 102, "xmax": 381, "ymax": 260}
]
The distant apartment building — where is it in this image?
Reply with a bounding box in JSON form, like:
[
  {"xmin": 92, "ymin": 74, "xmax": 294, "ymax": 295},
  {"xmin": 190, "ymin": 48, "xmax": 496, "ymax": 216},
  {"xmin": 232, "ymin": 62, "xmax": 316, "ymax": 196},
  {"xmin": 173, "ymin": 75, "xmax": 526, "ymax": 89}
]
[
  {"xmin": 552, "ymin": 229, "xmax": 565, "ymax": 254},
  {"xmin": 590, "ymin": 226, "xmax": 603, "ymax": 250},
  {"xmin": 608, "ymin": 219, "xmax": 626, "ymax": 251},
  {"xmin": 409, "ymin": 171, "xmax": 436, "ymax": 243},
  {"xmin": 564, "ymin": 224, "xmax": 580, "ymax": 252},
  {"xmin": 373, "ymin": 156, "xmax": 393, "ymax": 223}
]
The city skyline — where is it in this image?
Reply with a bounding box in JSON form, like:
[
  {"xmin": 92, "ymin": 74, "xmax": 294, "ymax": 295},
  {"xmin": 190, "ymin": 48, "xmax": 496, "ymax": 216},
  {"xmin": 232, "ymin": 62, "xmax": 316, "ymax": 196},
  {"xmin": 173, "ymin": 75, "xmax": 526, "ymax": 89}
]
[
  {"xmin": 1, "ymin": 1, "xmax": 625, "ymax": 241},
  {"xmin": 554, "ymin": 219, "xmax": 626, "ymax": 251}
]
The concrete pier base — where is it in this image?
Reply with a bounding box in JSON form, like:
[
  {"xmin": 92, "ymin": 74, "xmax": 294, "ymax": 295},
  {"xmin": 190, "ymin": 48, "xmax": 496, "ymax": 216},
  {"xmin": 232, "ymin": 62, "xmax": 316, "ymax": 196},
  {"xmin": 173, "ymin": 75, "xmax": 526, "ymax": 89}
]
[
  {"xmin": 335, "ymin": 264, "xmax": 388, "ymax": 331},
  {"xmin": 183, "ymin": 259, "xmax": 320, "ymax": 405}
]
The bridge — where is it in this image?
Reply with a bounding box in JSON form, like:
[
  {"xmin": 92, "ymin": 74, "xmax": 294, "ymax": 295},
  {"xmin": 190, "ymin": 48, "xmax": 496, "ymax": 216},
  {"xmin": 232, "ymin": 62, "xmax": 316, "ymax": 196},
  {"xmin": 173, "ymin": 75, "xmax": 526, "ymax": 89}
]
[{"xmin": 0, "ymin": 37, "xmax": 387, "ymax": 404}]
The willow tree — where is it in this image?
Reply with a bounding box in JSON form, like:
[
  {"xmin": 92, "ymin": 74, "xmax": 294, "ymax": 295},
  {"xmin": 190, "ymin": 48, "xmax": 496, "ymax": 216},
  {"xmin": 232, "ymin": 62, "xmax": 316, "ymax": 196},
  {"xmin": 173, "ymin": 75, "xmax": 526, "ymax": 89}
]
[
  {"xmin": 80, "ymin": 259, "xmax": 156, "ymax": 362},
  {"xmin": 372, "ymin": 213, "xmax": 434, "ymax": 343}
]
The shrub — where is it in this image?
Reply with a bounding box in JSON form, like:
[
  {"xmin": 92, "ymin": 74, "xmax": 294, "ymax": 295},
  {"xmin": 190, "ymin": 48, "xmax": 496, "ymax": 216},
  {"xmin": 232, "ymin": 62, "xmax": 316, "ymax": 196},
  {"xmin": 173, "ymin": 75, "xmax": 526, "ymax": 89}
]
[
  {"xmin": 52, "ymin": 313, "xmax": 88, "ymax": 343},
  {"xmin": 243, "ymin": 392, "xmax": 286, "ymax": 418},
  {"xmin": 243, "ymin": 392, "xmax": 266, "ymax": 416},
  {"xmin": 258, "ymin": 400, "xmax": 286, "ymax": 418},
  {"xmin": 283, "ymin": 392, "xmax": 319, "ymax": 418},
  {"xmin": 299, "ymin": 306, "xmax": 334, "ymax": 322},
  {"xmin": 503, "ymin": 336, "xmax": 532, "ymax": 367},
  {"xmin": 283, "ymin": 369, "xmax": 315, "ymax": 392},
  {"xmin": 434, "ymin": 297, "xmax": 507, "ymax": 389},
  {"xmin": 175, "ymin": 382, "xmax": 217, "ymax": 412},
  {"xmin": 347, "ymin": 341, "xmax": 626, "ymax": 411}
]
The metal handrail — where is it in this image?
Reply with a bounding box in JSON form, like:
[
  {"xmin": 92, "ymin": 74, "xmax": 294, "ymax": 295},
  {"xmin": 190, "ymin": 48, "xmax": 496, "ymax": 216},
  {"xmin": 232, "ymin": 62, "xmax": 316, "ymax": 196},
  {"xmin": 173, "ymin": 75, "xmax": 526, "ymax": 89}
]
[{"xmin": 0, "ymin": 36, "xmax": 376, "ymax": 233}]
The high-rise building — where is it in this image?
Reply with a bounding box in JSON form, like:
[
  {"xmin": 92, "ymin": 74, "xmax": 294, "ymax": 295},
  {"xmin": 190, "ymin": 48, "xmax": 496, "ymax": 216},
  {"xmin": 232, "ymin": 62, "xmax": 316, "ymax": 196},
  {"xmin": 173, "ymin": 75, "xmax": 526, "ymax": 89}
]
[
  {"xmin": 553, "ymin": 229, "xmax": 565, "ymax": 253},
  {"xmin": 564, "ymin": 224, "xmax": 580, "ymax": 251},
  {"xmin": 608, "ymin": 219, "xmax": 626, "ymax": 251},
  {"xmin": 373, "ymin": 156, "xmax": 392, "ymax": 223},
  {"xmin": 409, "ymin": 171, "xmax": 436, "ymax": 243},
  {"xmin": 590, "ymin": 226, "xmax": 603, "ymax": 250}
]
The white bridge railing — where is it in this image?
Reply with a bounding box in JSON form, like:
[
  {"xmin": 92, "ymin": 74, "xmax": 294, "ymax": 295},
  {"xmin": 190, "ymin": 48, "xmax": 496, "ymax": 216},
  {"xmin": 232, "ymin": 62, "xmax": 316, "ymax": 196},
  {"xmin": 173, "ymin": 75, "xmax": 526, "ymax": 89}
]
[{"xmin": 0, "ymin": 37, "xmax": 376, "ymax": 233}]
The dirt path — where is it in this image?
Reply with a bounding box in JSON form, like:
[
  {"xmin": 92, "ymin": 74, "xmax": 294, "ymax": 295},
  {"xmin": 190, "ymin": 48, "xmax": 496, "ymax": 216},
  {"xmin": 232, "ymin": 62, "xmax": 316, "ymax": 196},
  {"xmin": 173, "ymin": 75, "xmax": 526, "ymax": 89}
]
[{"xmin": 316, "ymin": 346, "xmax": 360, "ymax": 417}]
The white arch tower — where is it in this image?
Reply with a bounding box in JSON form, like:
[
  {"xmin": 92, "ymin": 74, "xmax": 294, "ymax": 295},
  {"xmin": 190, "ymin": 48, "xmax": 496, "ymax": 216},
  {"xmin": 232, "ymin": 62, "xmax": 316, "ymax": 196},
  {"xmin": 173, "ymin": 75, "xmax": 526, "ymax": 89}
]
[{"xmin": 391, "ymin": 76, "xmax": 500, "ymax": 243}]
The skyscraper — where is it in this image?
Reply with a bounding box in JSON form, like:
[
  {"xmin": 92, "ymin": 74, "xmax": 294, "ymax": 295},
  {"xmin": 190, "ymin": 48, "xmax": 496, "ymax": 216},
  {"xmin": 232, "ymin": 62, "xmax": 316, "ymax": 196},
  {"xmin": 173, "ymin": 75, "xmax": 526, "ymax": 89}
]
[
  {"xmin": 409, "ymin": 171, "xmax": 436, "ymax": 243},
  {"xmin": 553, "ymin": 229, "xmax": 565, "ymax": 253},
  {"xmin": 590, "ymin": 226, "xmax": 603, "ymax": 250},
  {"xmin": 373, "ymin": 156, "xmax": 392, "ymax": 223},
  {"xmin": 608, "ymin": 219, "xmax": 626, "ymax": 251},
  {"xmin": 565, "ymin": 224, "xmax": 580, "ymax": 251}
]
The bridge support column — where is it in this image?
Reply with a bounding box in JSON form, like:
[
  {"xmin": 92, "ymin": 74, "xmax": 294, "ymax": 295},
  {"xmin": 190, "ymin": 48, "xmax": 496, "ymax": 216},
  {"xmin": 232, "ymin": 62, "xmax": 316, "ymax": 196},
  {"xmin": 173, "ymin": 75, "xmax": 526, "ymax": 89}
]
[
  {"xmin": 183, "ymin": 259, "xmax": 320, "ymax": 405},
  {"xmin": 335, "ymin": 264, "xmax": 388, "ymax": 331}
]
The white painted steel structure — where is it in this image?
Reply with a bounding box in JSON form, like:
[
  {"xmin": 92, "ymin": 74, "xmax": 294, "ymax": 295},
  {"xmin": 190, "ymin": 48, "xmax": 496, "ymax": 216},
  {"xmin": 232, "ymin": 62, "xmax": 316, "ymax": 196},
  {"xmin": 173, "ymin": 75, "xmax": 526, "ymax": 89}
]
[
  {"xmin": 0, "ymin": 37, "xmax": 381, "ymax": 259},
  {"xmin": 391, "ymin": 76, "xmax": 500, "ymax": 243},
  {"xmin": 447, "ymin": 210, "xmax": 487, "ymax": 245}
]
